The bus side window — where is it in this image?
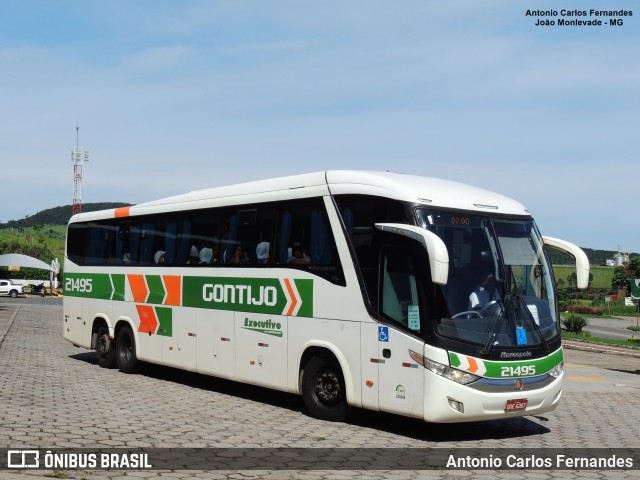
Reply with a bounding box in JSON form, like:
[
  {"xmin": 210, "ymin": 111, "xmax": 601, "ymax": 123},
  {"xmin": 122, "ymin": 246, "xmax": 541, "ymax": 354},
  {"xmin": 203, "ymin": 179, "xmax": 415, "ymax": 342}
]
[
  {"xmin": 274, "ymin": 198, "xmax": 344, "ymax": 285},
  {"xmin": 116, "ymin": 222, "xmax": 131, "ymax": 264},
  {"xmin": 335, "ymin": 194, "xmax": 408, "ymax": 308},
  {"xmin": 221, "ymin": 205, "xmax": 273, "ymax": 265},
  {"xmin": 86, "ymin": 223, "xmax": 112, "ymax": 265},
  {"xmin": 175, "ymin": 210, "xmax": 221, "ymax": 266},
  {"xmin": 67, "ymin": 223, "xmax": 87, "ymax": 265},
  {"xmin": 380, "ymin": 248, "xmax": 421, "ymax": 332}
]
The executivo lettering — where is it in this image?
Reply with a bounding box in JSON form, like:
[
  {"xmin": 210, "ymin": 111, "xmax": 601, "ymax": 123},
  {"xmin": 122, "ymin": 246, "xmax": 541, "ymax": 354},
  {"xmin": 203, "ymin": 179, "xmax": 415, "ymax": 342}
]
[{"xmin": 243, "ymin": 317, "xmax": 283, "ymax": 337}]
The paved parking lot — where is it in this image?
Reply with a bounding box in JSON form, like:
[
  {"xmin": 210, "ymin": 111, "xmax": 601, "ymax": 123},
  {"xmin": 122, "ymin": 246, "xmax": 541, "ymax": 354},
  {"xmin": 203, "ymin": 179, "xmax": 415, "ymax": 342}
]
[{"xmin": 1, "ymin": 300, "xmax": 639, "ymax": 479}]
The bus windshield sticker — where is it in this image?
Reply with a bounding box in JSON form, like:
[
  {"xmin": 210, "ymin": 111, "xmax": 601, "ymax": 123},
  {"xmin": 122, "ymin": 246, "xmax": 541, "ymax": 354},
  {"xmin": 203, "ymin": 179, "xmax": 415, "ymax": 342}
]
[
  {"xmin": 516, "ymin": 327, "xmax": 527, "ymax": 345},
  {"xmin": 408, "ymin": 305, "xmax": 420, "ymax": 331}
]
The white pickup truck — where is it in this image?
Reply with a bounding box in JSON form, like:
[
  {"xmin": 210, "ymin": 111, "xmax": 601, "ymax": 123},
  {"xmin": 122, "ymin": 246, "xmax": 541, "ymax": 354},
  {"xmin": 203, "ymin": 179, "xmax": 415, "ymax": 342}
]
[{"xmin": 0, "ymin": 279, "xmax": 24, "ymax": 298}]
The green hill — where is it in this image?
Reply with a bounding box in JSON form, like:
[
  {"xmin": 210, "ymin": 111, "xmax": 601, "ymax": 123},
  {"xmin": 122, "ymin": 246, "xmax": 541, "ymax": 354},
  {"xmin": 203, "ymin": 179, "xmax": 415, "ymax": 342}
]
[
  {"xmin": 546, "ymin": 247, "xmax": 637, "ymax": 266},
  {"xmin": 0, "ymin": 202, "xmax": 131, "ymax": 229}
]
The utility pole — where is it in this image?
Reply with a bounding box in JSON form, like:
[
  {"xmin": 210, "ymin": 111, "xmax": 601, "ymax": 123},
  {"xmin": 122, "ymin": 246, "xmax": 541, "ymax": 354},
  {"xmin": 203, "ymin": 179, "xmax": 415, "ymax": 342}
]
[{"xmin": 71, "ymin": 125, "xmax": 90, "ymax": 215}]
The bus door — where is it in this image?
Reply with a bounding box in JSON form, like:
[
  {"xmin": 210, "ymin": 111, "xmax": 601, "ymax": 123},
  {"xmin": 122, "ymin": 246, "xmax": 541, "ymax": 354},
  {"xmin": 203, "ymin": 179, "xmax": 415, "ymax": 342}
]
[{"xmin": 376, "ymin": 247, "xmax": 425, "ymax": 419}]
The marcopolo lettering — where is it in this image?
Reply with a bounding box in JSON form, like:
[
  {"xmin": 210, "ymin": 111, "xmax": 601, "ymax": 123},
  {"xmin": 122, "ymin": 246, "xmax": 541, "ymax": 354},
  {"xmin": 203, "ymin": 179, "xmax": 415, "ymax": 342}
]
[{"xmin": 202, "ymin": 283, "xmax": 278, "ymax": 306}]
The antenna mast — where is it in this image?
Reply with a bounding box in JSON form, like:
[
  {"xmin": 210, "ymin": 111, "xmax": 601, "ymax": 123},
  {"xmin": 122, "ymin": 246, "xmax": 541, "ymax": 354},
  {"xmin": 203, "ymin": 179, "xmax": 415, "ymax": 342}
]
[{"xmin": 71, "ymin": 125, "xmax": 90, "ymax": 215}]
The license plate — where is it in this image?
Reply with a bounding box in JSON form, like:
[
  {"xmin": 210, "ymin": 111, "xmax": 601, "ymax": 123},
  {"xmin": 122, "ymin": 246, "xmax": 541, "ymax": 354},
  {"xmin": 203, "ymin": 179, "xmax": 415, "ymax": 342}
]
[{"xmin": 504, "ymin": 398, "xmax": 528, "ymax": 412}]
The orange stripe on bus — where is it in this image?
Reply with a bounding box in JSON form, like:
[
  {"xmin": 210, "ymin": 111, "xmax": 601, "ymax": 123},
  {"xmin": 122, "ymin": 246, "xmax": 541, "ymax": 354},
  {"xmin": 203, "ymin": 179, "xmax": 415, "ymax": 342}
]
[
  {"xmin": 467, "ymin": 357, "xmax": 479, "ymax": 373},
  {"xmin": 136, "ymin": 304, "xmax": 158, "ymax": 334},
  {"xmin": 163, "ymin": 275, "xmax": 181, "ymax": 306},
  {"xmin": 114, "ymin": 207, "xmax": 131, "ymax": 218},
  {"xmin": 283, "ymin": 278, "xmax": 297, "ymax": 316},
  {"xmin": 128, "ymin": 274, "xmax": 149, "ymax": 303}
]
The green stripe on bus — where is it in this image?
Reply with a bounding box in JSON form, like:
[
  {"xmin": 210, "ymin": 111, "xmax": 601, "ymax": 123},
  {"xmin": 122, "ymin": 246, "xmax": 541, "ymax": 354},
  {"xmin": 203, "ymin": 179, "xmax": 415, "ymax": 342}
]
[
  {"xmin": 65, "ymin": 272, "xmax": 314, "ymax": 316},
  {"xmin": 111, "ymin": 274, "xmax": 125, "ymax": 301},
  {"xmin": 449, "ymin": 353, "xmax": 461, "ymax": 369},
  {"xmin": 294, "ymin": 279, "xmax": 313, "ymax": 318},
  {"xmin": 482, "ymin": 348, "xmax": 563, "ymax": 378},
  {"xmin": 182, "ymin": 276, "xmax": 313, "ymax": 317},
  {"xmin": 64, "ymin": 273, "xmax": 113, "ymax": 299},
  {"xmin": 146, "ymin": 275, "xmax": 165, "ymax": 304},
  {"xmin": 155, "ymin": 307, "xmax": 172, "ymax": 337},
  {"xmin": 448, "ymin": 348, "xmax": 563, "ymax": 379}
]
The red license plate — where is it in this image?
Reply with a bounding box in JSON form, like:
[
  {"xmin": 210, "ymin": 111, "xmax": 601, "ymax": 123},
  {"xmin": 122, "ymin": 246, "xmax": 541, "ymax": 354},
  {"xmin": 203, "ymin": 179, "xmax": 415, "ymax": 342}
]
[{"xmin": 504, "ymin": 398, "xmax": 528, "ymax": 412}]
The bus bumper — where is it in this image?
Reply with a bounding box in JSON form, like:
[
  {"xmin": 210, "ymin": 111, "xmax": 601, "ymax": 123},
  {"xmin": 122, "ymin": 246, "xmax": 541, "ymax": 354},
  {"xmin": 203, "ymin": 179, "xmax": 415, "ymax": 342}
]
[{"xmin": 423, "ymin": 370, "xmax": 563, "ymax": 423}]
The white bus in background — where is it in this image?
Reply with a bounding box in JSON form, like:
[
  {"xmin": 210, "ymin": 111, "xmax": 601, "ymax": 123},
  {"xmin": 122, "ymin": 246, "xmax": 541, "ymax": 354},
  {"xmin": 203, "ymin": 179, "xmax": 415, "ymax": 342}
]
[{"xmin": 63, "ymin": 170, "xmax": 589, "ymax": 423}]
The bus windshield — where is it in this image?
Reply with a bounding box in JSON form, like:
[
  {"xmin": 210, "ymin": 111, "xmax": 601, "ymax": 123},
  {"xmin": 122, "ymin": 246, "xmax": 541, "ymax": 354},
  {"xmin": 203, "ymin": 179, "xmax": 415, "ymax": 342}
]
[{"xmin": 415, "ymin": 209, "xmax": 558, "ymax": 350}]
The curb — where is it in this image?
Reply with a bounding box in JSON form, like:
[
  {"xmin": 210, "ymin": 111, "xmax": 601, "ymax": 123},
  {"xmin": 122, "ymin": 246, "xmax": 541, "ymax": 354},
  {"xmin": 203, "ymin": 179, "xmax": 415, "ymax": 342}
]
[
  {"xmin": 563, "ymin": 339, "xmax": 640, "ymax": 358},
  {"xmin": 0, "ymin": 303, "xmax": 21, "ymax": 347}
]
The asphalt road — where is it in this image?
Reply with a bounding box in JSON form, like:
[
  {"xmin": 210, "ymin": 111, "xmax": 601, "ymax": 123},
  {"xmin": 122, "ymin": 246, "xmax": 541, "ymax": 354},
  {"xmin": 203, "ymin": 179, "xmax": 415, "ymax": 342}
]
[
  {"xmin": 0, "ymin": 299, "xmax": 639, "ymax": 479},
  {"xmin": 584, "ymin": 316, "xmax": 640, "ymax": 341}
]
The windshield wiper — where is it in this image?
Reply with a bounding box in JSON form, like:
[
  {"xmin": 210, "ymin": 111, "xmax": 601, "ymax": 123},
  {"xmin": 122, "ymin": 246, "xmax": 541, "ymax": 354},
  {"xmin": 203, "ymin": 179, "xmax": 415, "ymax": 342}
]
[
  {"xmin": 514, "ymin": 293, "xmax": 550, "ymax": 354},
  {"xmin": 481, "ymin": 295, "xmax": 509, "ymax": 356}
]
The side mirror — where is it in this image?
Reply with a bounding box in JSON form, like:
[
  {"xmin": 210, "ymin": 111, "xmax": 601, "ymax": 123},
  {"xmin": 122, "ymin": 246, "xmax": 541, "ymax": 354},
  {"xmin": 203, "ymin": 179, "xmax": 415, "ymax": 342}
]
[
  {"xmin": 375, "ymin": 223, "xmax": 449, "ymax": 285},
  {"xmin": 542, "ymin": 236, "xmax": 590, "ymax": 289}
]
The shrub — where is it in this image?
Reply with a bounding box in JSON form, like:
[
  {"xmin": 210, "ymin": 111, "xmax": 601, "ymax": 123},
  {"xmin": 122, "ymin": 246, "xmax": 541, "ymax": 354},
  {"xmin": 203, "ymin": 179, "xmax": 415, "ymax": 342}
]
[
  {"xmin": 562, "ymin": 314, "xmax": 589, "ymax": 334},
  {"xmin": 566, "ymin": 305, "xmax": 603, "ymax": 316}
]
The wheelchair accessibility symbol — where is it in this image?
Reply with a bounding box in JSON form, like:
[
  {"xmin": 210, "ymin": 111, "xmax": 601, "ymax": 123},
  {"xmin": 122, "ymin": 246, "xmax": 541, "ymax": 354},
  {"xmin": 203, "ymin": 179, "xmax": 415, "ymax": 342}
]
[{"xmin": 378, "ymin": 326, "xmax": 389, "ymax": 342}]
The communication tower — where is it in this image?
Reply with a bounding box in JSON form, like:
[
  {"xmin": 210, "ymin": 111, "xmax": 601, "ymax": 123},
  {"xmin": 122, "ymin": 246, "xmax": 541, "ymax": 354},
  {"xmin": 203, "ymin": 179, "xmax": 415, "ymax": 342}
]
[{"xmin": 71, "ymin": 125, "xmax": 90, "ymax": 215}]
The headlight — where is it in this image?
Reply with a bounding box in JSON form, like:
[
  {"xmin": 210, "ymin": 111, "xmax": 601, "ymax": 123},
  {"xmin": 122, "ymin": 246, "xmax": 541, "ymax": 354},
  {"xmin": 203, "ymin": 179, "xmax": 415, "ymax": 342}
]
[
  {"xmin": 547, "ymin": 361, "xmax": 563, "ymax": 378},
  {"xmin": 409, "ymin": 350, "xmax": 480, "ymax": 385}
]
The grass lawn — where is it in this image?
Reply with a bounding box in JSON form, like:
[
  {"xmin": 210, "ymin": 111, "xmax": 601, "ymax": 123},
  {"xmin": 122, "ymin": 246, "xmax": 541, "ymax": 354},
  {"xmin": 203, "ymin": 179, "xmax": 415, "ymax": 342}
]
[
  {"xmin": 562, "ymin": 331, "xmax": 640, "ymax": 348},
  {"xmin": 553, "ymin": 265, "xmax": 613, "ymax": 289}
]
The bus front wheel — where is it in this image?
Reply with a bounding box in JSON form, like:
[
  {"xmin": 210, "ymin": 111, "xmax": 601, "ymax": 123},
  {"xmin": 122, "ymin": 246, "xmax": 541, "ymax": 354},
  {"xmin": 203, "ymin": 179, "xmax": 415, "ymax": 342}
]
[
  {"xmin": 115, "ymin": 326, "xmax": 139, "ymax": 374},
  {"xmin": 96, "ymin": 326, "xmax": 116, "ymax": 369},
  {"xmin": 301, "ymin": 354, "xmax": 348, "ymax": 422}
]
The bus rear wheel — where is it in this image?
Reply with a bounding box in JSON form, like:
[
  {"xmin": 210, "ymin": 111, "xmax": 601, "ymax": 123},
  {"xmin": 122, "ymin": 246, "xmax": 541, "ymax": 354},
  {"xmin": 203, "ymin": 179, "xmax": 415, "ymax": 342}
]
[
  {"xmin": 301, "ymin": 354, "xmax": 348, "ymax": 421},
  {"xmin": 96, "ymin": 326, "xmax": 116, "ymax": 368},
  {"xmin": 116, "ymin": 326, "xmax": 139, "ymax": 374}
]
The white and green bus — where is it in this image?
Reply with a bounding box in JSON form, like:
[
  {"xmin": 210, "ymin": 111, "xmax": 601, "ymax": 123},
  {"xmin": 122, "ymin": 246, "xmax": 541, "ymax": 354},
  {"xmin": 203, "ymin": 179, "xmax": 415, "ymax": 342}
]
[{"xmin": 63, "ymin": 170, "xmax": 589, "ymax": 423}]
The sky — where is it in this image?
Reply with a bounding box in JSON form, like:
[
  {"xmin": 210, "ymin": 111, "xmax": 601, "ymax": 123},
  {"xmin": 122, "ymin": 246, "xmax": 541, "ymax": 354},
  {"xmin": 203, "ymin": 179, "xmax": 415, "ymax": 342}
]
[{"xmin": 1, "ymin": 0, "xmax": 638, "ymax": 252}]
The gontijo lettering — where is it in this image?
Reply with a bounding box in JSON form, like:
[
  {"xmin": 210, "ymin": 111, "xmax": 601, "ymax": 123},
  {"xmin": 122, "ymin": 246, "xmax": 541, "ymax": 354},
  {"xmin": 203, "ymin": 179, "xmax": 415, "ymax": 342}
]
[
  {"xmin": 202, "ymin": 283, "xmax": 278, "ymax": 306},
  {"xmin": 183, "ymin": 276, "xmax": 313, "ymax": 317}
]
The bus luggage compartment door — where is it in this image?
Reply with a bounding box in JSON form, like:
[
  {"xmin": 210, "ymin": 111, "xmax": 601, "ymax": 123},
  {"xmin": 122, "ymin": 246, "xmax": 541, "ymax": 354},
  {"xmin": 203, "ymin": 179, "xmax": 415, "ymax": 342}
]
[{"xmin": 235, "ymin": 312, "xmax": 288, "ymax": 390}]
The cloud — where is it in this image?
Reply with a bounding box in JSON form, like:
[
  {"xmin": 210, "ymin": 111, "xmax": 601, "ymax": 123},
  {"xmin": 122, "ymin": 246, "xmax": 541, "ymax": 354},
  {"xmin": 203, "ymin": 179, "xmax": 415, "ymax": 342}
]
[{"xmin": 123, "ymin": 45, "xmax": 191, "ymax": 71}]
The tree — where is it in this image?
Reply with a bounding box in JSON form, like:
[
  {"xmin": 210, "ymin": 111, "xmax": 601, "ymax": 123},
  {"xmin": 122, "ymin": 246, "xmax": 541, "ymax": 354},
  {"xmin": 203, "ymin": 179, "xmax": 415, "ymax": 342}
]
[
  {"xmin": 567, "ymin": 272, "xmax": 593, "ymax": 288},
  {"xmin": 611, "ymin": 256, "xmax": 640, "ymax": 295}
]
